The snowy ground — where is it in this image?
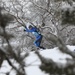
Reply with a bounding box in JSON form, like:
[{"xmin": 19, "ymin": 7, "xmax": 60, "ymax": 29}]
[{"xmin": 0, "ymin": 45, "xmax": 75, "ymax": 75}]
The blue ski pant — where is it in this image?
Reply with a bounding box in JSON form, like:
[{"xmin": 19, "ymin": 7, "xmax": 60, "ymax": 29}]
[{"xmin": 34, "ymin": 34, "xmax": 42, "ymax": 47}]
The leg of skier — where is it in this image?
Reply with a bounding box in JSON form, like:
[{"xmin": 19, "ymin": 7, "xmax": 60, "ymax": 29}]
[{"xmin": 34, "ymin": 35, "xmax": 45, "ymax": 49}]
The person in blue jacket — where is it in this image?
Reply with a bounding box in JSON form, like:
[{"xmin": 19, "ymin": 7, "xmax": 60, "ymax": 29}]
[{"xmin": 24, "ymin": 25, "xmax": 45, "ymax": 49}]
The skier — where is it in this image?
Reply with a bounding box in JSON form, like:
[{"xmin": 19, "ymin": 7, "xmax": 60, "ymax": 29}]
[{"xmin": 24, "ymin": 24, "xmax": 45, "ymax": 49}]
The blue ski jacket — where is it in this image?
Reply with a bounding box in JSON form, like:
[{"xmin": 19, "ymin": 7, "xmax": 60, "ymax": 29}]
[{"xmin": 25, "ymin": 27, "xmax": 41, "ymax": 38}]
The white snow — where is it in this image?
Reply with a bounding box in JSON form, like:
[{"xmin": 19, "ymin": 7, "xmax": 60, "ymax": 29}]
[{"xmin": 0, "ymin": 45, "xmax": 75, "ymax": 75}]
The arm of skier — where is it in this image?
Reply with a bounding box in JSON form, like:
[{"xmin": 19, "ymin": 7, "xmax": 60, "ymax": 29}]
[{"xmin": 24, "ymin": 27, "xmax": 33, "ymax": 32}]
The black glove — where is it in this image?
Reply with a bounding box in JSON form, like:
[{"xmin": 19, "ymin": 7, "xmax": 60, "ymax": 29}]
[
  {"xmin": 24, "ymin": 29, "xmax": 26, "ymax": 31},
  {"xmin": 24, "ymin": 26, "xmax": 27, "ymax": 31}
]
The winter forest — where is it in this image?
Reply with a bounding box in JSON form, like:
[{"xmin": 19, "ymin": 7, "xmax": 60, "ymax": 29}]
[{"xmin": 0, "ymin": 0, "xmax": 75, "ymax": 75}]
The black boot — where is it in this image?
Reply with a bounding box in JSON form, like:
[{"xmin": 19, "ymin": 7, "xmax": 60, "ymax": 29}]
[{"xmin": 39, "ymin": 46, "xmax": 45, "ymax": 49}]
